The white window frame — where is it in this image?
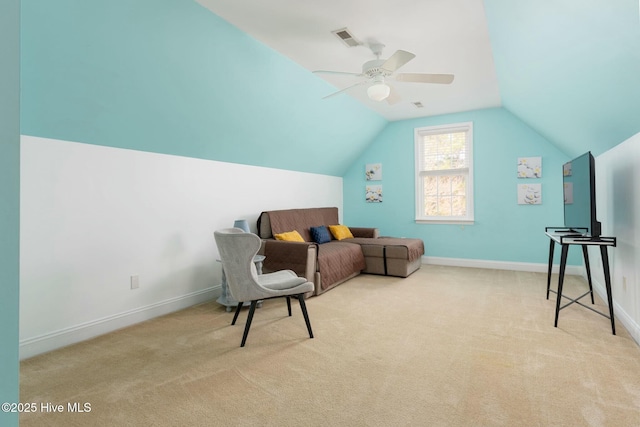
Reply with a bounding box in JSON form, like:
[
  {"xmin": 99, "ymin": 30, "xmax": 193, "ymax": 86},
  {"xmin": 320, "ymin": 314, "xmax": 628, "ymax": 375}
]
[{"xmin": 414, "ymin": 122, "xmax": 474, "ymax": 224}]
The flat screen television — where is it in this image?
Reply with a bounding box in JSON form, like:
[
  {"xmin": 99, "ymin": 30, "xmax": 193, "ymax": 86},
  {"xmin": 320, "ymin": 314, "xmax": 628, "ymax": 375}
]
[{"xmin": 562, "ymin": 151, "xmax": 601, "ymax": 237}]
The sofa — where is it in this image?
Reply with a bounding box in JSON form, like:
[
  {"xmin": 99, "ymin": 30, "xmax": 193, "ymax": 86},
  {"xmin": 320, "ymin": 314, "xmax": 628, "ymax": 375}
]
[{"xmin": 257, "ymin": 207, "xmax": 424, "ymax": 296}]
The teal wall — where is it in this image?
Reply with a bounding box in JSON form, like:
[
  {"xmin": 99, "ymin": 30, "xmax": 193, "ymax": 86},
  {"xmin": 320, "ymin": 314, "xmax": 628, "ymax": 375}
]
[
  {"xmin": 20, "ymin": 0, "xmax": 386, "ymax": 176},
  {"xmin": 344, "ymin": 108, "xmax": 581, "ymax": 265},
  {"xmin": 0, "ymin": 0, "xmax": 20, "ymax": 424},
  {"xmin": 484, "ymin": 0, "xmax": 640, "ymax": 158}
]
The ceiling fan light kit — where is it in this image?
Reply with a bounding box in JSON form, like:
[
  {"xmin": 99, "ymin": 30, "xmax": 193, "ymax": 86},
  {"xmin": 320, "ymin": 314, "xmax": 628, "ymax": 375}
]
[{"xmin": 367, "ymin": 82, "xmax": 391, "ymax": 101}]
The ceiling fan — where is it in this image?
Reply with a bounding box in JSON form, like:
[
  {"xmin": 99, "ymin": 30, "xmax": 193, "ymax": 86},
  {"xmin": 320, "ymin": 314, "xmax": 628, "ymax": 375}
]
[{"xmin": 313, "ymin": 43, "xmax": 454, "ymax": 104}]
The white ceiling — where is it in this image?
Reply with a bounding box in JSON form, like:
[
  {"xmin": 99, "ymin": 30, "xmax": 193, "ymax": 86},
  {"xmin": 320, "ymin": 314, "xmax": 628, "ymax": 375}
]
[{"xmin": 196, "ymin": 0, "xmax": 502, "ymax": 121}]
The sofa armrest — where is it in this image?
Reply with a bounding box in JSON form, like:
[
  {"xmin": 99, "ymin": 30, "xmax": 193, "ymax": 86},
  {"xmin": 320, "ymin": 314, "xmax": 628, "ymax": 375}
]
[
  {"xmin": 260, "ymin": 240, "xmax": 317, "ymax": 284},
  {"xmin": 349, "ymin": 227, "xmax": 379, "ymax": 239}
]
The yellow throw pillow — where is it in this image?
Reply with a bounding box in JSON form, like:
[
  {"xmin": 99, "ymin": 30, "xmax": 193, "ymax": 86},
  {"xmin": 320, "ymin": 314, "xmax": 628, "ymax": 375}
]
[
  {"xmin": 329, "ymin": 225, "xmax": 354, "ymax": 241},
  {"xmin": 274, "ymin": 230, "xmax": 305, "ymax": 242}
]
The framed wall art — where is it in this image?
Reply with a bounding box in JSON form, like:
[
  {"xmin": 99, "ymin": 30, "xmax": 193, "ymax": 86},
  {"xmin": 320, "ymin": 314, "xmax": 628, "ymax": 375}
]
[
  {"xmin": 517, "ymin": 157, "xmax": 542, "ymax": 178},
  {"xmin": 366, "ymin": 163, "xmax": 382, "ymax": 181},
  {"xmin": 518, "ymin": 183, "xmax": 542, "ymax": 205},
  {"xmin": 366, "ymin": 185, "xmax": 383, "ymax": 203}
]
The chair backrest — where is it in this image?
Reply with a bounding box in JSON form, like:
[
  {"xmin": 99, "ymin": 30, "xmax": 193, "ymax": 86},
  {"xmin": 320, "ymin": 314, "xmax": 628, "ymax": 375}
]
[{"xmin": 214, "ymin": 228, "xmax": 261, "ymax": 302}]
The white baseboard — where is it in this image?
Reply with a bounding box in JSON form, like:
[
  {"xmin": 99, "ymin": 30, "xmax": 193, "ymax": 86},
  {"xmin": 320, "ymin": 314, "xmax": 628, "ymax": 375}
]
[
  {"xmin": 590, "ymin": 277, "xmax": 640, "ymax": 347},
  {"xmin": 19, "ymin": 286, "xmax": 220, "ymax": 360},
  {"xmin": 422, "ymin": 256, "xmax": 584, "ymax": 276}
]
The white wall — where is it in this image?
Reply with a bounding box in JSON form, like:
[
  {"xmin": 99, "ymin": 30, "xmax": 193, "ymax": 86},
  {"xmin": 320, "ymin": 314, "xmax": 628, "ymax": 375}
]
[
  {"xmin": 591, "ymin": 133, "xmax": 640, "ymax": 344},
  {"xmin": 19, "ymin": 136, "xmax": 343, "ymax": 358}
]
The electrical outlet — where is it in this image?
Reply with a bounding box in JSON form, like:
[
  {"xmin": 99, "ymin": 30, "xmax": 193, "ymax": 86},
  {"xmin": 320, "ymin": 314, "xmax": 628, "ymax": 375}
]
[
  {"xmin": 622, "ymin": 276, "xmax": 627, "ymax": 292},
  {"xmin": 130, "ymin": 275, "xmax": 140, "ymax": 290}
]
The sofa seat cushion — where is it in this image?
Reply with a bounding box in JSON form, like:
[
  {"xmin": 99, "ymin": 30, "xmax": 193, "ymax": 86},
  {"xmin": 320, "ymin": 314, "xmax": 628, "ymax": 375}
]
[
  {"xmin": 316, "ymin": 241, "xmax": 365, "ymax": 291},
  {"xmin": 384, "ymin": 239, "xmax": 424, "ymax": 262},
  {"xmin": 349, "ymin": 237, "xmax": 424, "ymax": 262},
  {"xmin": 348, "ymin": 237, "xmax": 424, "ymax": 277},
  {"xmin": 358, "ymin": 244, "xmax": 386, "ymax": 275}
]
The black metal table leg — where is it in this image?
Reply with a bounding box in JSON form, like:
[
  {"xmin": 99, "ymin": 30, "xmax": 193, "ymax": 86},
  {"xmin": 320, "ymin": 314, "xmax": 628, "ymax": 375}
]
[
  {"xmin": 600, "ymin": 246, "xmax": 616, "ymax": 335},
  {"xmin": 554, "ymin": 244, "xmax": 569, "ymax": 328},
  {"xmin": 546, "ymin": 238, "xmax": 555, "ymax": 300},
  {"xmin": 582, "ymin": 246, "xmax": 595, "ymax": 304}
]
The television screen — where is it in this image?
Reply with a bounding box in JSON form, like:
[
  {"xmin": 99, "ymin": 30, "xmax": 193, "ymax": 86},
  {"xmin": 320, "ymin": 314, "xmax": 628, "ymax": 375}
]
[{"xmin": 563, "ymin": 152, "xmax": 601, "ymax": 237}]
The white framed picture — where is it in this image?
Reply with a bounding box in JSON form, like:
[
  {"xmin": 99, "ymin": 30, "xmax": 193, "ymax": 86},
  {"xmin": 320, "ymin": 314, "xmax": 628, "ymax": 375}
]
[
  {"xmin": 366, "ymin": 185, "xmax": 383, "ymax": 203},
  {"xmin": 366, "ymin": 163, "xmax": 382, "ymax": 181},
  {"xmin": 517, "ymin": 157, "xmax": 542, "ymax": 178},
  {"xmin": 518, "ymin": 183, "xmax": 542, "ymax": 205}
]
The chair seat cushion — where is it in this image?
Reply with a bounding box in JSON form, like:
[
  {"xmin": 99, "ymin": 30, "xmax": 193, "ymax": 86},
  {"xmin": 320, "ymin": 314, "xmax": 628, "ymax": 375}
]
[{"xmin": 258, "ymin": 270, "xmax": 311, "ymax": 292}]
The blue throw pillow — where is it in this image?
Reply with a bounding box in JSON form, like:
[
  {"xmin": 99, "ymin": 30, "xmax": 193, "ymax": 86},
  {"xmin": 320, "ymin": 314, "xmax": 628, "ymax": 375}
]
[{"xmin": 310, "ymin": 226, "xmax": 331, "ymax": 244}]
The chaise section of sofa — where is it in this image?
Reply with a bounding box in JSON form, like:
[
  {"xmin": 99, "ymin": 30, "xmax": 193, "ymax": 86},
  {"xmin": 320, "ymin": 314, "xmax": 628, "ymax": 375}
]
[
  {"xmin": 257, "ymin": 207, "xmax": 378, "ymax": 296},
  {"xmin": 350, "ymin": 237, "xmax": 425, "ymax": 277}
]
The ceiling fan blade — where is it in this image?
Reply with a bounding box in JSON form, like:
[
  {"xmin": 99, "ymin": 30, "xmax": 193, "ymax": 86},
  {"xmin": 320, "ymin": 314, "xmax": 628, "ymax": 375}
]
[
  {"xmin": 381, "ymin": 50, "xmax": 416, "ymax": 73},
  {"xmin": 394, "ymin": 73, "xmax": 455, "ymax": 84},
  {"xmin": 313, "ymin": 70, "xmax": 362, "ymax": 77},
  {"xmin": 385, "ymin": 83, "xmax": 401, "ymax": 105},
  {"xmin": 322, "ymin": 81, "xmax": 367, "ymax": 99}
]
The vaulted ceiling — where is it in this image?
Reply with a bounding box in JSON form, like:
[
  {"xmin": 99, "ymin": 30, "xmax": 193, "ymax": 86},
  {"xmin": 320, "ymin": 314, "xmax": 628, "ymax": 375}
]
[{"xmin": 198, "ymin": 0, "xmax": 640, "ymax": 158}]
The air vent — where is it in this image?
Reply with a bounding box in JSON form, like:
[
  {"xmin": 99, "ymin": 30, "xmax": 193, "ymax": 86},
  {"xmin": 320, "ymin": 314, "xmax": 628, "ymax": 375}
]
[
  {"xmin": 413, "ymin": 102, "xmax": 424, "ymax": 108},
  {"xmin": 331, "ymin": 28, "xmax": 360, "ymax": 47}
]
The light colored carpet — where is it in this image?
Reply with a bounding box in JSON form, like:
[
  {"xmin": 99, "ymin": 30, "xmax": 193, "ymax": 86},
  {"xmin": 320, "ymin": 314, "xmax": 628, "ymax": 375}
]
[{"xmin": 20, "ymin": 265, "xmax": 640, "ymax": 426}]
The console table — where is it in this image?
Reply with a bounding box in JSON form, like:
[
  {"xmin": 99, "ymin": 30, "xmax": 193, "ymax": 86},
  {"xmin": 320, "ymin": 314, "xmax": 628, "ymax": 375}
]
[{"xmin": 545, "ymin": 227, "xmax": 617, "ymax": 334}]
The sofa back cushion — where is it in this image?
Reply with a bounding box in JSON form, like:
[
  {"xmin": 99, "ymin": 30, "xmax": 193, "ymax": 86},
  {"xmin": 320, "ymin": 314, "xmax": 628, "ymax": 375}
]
[{"xmin": 257, "ymin": 207, "xmax": 339, "ymax": 241}]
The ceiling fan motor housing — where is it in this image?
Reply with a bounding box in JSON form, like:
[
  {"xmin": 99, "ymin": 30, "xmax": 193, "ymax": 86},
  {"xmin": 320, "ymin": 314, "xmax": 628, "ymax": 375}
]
[{"xmin": 362, "ymin": 59, "xmax": 391, "ymax": 78}]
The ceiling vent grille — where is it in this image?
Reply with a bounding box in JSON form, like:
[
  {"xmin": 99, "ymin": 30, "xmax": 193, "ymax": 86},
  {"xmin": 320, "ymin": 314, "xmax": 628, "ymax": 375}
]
[
  {"xmin": 331, "ymin": 28, "xmax": 360, "ymax": 47},
  {"xmin": 413, "ymin": 102, "xmax": 424, "ymax": 108}
]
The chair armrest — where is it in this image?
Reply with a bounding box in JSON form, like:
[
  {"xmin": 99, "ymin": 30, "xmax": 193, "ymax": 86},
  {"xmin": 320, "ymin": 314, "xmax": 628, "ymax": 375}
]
[
  {"xmin": 349, "ymin": 227, "xmax": 379, "ymax": 238},
  {"xmin": 261, "ymin": 240, "xmax": 317, "ymax": 283}
]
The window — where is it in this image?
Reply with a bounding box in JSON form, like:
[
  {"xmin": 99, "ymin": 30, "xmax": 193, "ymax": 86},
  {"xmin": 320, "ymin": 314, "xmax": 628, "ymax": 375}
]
[{"xmin": 415, "ymin": 122, "xmax": 474, "ymax": 223}]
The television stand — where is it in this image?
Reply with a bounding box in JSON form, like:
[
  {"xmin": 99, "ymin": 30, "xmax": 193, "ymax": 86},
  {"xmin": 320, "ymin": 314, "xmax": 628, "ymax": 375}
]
[{"xmin": 544, "ymin": 227, "xmax": 617, "ymax": 334}]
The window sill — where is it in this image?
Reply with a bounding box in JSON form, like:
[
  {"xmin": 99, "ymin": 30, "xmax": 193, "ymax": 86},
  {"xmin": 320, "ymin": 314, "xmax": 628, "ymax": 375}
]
[{"xmin": 415, "ymin": 218, "xmax": 475, "ymax": 225}]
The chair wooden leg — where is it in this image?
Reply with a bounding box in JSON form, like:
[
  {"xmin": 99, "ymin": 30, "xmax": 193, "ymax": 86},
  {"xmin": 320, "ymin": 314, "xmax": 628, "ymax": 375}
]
[
  {"xmin": 231, "ymin": 302, "xmax": 243, "ymax": 325},
  {"xmin": 286, "ymin": 296, "xmax": 292, "ymax": 316},
  {"xmin": 297, "ymin": 295, "xmax": 313, "ymax": 339},
  {"xmin": 240, "ymin": 301, "xmax": 258, "ymax": 347}
]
